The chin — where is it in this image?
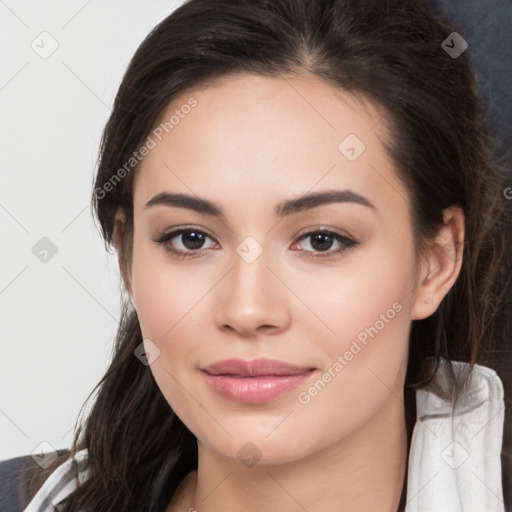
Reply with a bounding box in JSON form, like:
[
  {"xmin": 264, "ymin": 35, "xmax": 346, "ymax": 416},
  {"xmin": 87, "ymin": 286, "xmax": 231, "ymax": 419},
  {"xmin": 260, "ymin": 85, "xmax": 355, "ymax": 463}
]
[{"xmin": 196, "ymin": 427, "xmax": 321, "ymax": 468}]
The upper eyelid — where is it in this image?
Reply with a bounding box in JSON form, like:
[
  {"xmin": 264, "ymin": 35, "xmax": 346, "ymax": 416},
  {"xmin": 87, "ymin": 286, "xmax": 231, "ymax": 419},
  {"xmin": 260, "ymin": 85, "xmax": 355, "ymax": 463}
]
[
  {"xmin": 156, "ymin": 226, "xmax": 217, "ymax": 242},
  {"xmin": 156, "ymin": 225, "xmax": 353, "ymax": 238},
  {"xmin": 295, "ymin": 225, "xmax": 355, "ymax": 240}
]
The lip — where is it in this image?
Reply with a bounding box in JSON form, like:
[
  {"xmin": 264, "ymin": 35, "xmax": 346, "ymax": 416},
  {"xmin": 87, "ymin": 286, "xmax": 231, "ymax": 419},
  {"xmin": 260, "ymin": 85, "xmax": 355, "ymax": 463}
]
[{"xmin": 201, "ymin": 358, "xmax": 316, "ymax": 404}]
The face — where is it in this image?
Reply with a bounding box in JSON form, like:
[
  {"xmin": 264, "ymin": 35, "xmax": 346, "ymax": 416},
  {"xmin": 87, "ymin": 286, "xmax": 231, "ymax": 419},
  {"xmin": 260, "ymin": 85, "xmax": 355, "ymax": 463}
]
[{"xmin": 124, "ymin": 72, "xmax": 422, "ymax": 464}]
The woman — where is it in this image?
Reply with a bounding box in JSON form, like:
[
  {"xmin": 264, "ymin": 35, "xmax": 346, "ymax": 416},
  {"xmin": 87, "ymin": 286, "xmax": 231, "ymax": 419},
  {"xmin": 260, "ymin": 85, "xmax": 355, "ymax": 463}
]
[{"xmin": 11, "ymin": 0, "xmax": 512, "ymax": 510}]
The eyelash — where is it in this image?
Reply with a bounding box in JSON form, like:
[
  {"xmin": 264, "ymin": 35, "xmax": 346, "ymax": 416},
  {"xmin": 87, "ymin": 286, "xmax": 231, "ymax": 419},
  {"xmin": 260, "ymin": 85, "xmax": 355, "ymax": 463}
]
[{"xmin": 152, "ymin": 226, "xmax": 360, "ymax": 260}]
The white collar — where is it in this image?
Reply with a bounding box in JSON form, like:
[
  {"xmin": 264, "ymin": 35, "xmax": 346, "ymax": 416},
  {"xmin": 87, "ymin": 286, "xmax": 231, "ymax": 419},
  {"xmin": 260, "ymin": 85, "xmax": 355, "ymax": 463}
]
[{"xmin": 406, "ymin": 360, "xmax": 505, "ymax": 511}]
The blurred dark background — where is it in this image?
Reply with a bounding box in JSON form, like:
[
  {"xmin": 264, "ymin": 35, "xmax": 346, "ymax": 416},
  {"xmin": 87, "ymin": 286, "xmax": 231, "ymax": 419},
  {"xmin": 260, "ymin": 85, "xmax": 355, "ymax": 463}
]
[{"xmin": 428, "ymin": 0, "xmax": 512, "ymax": 506}]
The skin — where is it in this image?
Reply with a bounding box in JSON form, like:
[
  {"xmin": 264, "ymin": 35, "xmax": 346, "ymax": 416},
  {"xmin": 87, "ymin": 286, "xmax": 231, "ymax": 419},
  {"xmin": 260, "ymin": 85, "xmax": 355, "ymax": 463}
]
[{"xmin": 112, "ymin": 72, "xmax": 464, "ymax": 512}]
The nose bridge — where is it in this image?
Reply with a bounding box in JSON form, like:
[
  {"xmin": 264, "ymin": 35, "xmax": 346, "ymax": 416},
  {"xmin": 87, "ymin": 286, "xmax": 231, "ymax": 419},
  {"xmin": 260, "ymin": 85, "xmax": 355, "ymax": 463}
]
[
  {"xmin": 232, "ymin": 239, "xmax": 270, "ymax": 299},
  {"xmin": 230, "ymin": 236, "xmax": 275, "ymax": 307},
  {"xmin": 215, "ymin": 235, "xmax": 290, "ymax": 334}
]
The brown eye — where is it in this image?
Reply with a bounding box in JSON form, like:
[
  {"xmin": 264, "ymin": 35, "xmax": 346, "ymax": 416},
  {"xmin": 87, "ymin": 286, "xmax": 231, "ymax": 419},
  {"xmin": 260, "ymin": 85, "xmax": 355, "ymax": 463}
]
[
  {"xmin": 292, "ymin": 229, "xmax": 359, "ymax": 258},
  {"xmin": 152, "ymin": 228, "xmax": 217, "ymax": 258}
]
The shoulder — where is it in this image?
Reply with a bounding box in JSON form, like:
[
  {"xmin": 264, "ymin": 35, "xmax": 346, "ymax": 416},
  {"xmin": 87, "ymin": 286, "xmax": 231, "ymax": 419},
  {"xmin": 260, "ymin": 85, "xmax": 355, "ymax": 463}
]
[
  {"xmin": 0, "ymin": 453, "xmax": 33, "ymax": 511},
  {"xmin": 0, "ymin": 448, "xmax": 88, "ymax": 512}
]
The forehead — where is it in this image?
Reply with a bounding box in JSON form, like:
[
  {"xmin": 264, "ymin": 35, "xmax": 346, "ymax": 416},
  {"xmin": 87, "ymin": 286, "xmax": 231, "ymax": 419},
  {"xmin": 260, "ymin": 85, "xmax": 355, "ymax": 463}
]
[{"xmin": 133, "ymin": 72, "xmax": 408, "ymax": 217}]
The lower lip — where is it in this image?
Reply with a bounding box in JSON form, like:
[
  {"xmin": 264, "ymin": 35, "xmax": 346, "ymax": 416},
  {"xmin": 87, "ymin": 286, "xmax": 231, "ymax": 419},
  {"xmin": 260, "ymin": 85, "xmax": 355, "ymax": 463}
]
[{"xmin": 202, "ymin": 370, "xmax": 315, "ymax": 404}]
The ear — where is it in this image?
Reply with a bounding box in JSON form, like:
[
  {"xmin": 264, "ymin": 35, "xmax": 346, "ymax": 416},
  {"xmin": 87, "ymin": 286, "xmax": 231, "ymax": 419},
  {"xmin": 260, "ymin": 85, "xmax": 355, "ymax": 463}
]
[
  {"xmin": 411, "ymin": 205, "xmax": 465, "ymax": 320},
  {"xmin": 113, "ymin": 207, "xmax": 134, "ymax": 300}
]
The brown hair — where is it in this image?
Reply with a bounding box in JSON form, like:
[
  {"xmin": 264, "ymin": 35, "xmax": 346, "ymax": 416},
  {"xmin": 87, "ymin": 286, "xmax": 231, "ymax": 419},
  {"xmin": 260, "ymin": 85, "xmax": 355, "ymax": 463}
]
[{"xmin": 25, "ymin": 1, "xmax": 511, "ymax": 510}]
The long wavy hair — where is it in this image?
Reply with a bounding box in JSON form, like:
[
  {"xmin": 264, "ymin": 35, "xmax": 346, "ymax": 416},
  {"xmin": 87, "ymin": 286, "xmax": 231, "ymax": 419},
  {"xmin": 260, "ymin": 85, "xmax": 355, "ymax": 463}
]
[{"xmin": 26, "ymin": 0, "xmax": 512, "ymax": 510}]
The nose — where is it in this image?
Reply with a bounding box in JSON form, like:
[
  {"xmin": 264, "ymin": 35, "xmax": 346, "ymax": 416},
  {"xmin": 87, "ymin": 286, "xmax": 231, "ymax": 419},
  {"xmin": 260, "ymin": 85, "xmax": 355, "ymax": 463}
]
[{"xmin": 214, "ymin": 246, "xmax": 291, "ymax": 337}]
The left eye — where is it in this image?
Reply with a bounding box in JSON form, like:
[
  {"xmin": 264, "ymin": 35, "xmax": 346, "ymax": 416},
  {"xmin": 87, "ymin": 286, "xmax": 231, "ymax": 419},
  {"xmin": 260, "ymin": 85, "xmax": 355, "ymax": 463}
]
[
  {"xmin": 152, "ymin": 227, "xmax": 359, "ymax": 259},
  {"xmin": 292, "ymin": 229, "xmax": 359, "ymax": 257}
]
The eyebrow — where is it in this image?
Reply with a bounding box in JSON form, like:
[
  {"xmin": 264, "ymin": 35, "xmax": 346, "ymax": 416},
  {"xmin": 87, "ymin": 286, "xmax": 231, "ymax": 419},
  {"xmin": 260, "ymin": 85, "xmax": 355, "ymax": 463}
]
[{"xmin": 144, "ymin": 189, "xmax": 376, "ymax": 218}]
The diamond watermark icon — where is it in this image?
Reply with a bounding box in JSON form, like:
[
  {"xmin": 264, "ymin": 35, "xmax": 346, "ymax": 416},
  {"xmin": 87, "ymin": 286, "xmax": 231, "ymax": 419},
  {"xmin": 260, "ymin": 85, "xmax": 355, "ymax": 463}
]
[
  {"xmin": 31, "ymin": 31, "xmax": 59, "ymax": 59},
  {"xmin": 236, "ymin": 236, "xmax": 263, "ymax": 264},
  {"xmin": 338, "ymin": 134, "xmax": 366, "ymax": 162},
  {"xmin": 32, "ymin": 237, "xmax": 58, "ymax": 263},
  {"xmin": 237, "ymin": 442, "xmax": 262, "ymax": 468},
  {"xmin": 441, "ymin": 32, "xmax": 468, "ymax": 59},
  {"xmin": 31, "ymin": 441, "xmax": 58, "ymax": 469},
  {"xmin": 134, "ymin": 338, "xmax": 161, "ymax": 366},
  {"xmin": 441, "ymin": 441, "xmax": 469, "ymax": 469}
]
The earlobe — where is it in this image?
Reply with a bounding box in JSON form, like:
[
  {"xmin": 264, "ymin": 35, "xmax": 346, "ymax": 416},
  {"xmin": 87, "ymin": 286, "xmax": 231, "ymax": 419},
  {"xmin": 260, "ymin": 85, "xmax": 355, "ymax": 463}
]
[
  {"xmin": 113, "ymin": 207, "xmax": 133, "ymax": 297},
  {"xmin": 113, "ymin": 208, "xmax": 126, "ymax": 247},
  {"xmin": 411, "ymin": 206, "xmax": 465, "ymax": 320}
]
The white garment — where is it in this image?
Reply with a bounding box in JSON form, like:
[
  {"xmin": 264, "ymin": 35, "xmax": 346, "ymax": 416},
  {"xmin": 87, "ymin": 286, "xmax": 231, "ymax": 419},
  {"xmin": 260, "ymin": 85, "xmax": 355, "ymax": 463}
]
[
  {"xmin": 405, "ymin": 360, "xmax": 505, "ymax": 512},
  {"xmin": 24, "ymin": 360, "xmax": 506, "ymax": 512}
]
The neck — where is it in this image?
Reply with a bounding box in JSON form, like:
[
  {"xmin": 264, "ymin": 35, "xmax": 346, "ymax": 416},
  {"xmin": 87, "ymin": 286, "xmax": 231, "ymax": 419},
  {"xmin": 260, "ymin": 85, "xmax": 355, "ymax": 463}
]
[{"xmin": 172, "ymin": 392, "xmax": 408, "ymax": 512}]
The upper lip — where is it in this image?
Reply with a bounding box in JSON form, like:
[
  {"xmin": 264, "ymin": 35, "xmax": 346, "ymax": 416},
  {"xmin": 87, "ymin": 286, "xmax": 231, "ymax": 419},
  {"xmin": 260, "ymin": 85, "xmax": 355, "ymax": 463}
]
[{"xmin": 202, "ymin": 358, "xmax": 315, "ymax": 377}]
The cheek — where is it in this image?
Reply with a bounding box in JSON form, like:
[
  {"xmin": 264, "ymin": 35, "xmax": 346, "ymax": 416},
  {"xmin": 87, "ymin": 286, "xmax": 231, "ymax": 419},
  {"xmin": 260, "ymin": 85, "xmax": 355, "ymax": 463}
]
[
  {"xmin": 131, "ymin": 237, "xmax": 214, "ymax": 341},
  {"xmin": 290, "ymin": 233, "xmax": 414, "ymax": 426},
  {"xmin": 130, "ymin": 249, "xmax": 211, "ymax": 436},
  {"xmin": 130, "ymin": 242, "xmax": 219, "ymax": 414},
  {"xmin": 295, "ymin": 227, "xmax": 416, "ymax": 360}
]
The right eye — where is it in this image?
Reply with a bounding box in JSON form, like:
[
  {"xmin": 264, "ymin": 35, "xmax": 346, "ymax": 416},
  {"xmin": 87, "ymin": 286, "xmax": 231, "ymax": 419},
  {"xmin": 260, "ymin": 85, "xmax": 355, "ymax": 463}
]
[{"xmin": 152, "ymin": 227, "xmax": 218, "ymax": 259}]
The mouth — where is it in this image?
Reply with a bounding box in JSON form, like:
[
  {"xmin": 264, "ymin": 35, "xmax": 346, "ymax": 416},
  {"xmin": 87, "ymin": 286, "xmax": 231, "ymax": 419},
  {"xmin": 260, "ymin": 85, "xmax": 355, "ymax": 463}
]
[
  {"xmin": 202, "ymin": 357, "xmax": 316, "ymax": 377},
  {"xmin": 201, "ymin": 358, "xmax": 316, "ymax": 404}
]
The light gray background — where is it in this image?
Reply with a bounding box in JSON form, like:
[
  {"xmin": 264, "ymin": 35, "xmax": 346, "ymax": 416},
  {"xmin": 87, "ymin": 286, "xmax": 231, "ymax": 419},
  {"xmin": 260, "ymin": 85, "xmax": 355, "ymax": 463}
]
[{"xmin": 0, "ymin": 0, "xmax": 184, "ymax": 461}]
